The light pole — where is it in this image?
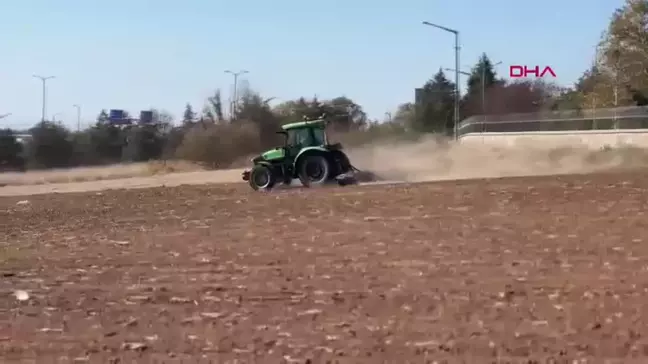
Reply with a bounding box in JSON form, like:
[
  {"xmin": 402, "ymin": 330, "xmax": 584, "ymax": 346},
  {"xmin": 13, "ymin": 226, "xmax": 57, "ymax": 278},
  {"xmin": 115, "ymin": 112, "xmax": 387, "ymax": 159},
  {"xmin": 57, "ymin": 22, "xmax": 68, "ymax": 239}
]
[
  {"xmin": 73, "ymin": 104, "xmax": 81, "ymax": 131},
  {"xmin": 33, "ymin": 75, "xmax": 55, "ymax": 122},
  {"xmin": 481, "ymin": 61, "xmax": 502, "ymax": 117},
  {"xmin": 52, "ymin": 112, "xmax": 62, "ymax": 122},
  {"xmin": 422, "ymin": 21, "xmax": 460, "ymax": 140},
  {"xmin": 591, "ymin": 45, "xmax": 600, "ymax": 129},
  {"xmin": 224, "ymin": 69, "xmax": 249, "ymax": 118},
  {"xmin": 445, "ymin": 60, "xmax": 502, "ymax": 116},
  {"xmin": 444, "ymin": 67, "xmax": 470, "ymax": 134},
  {"xmin": 444, "ymin": 68, "xmax": 469, "ymax": 77}
]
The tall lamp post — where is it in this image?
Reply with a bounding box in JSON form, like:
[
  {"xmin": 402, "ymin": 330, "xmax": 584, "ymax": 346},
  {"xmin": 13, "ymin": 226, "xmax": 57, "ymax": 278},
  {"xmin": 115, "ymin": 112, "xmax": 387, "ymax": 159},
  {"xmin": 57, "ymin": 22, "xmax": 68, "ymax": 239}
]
[
  {"xmin": 33, "ymin": 75, "xmax": 55, "ymax": 122},
  {"xmin": 224, "ymin": 70, "xmax": 249, "ymax": 119},
  {"xmin": 445, "ymin": 59, "xmax": 502, "ymax": 118},
  {"xmin": 481, "ymin": 61, "xmax": 502, "ymax": 118},
  {"xmin": 422, "ymin": 21, "xmax": 460, "ymax": 140}
]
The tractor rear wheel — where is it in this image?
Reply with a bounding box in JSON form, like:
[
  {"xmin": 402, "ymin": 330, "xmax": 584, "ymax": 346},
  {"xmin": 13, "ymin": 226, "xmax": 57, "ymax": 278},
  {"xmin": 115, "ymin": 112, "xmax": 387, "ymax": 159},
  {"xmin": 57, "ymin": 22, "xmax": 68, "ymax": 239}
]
[
  {"xmin": 298, "ymin": 155, "xmax": 330, "ymax": 187},
  {"xmin": 248, "ymin": 164, "xmax": 276, "ymax": 191}
]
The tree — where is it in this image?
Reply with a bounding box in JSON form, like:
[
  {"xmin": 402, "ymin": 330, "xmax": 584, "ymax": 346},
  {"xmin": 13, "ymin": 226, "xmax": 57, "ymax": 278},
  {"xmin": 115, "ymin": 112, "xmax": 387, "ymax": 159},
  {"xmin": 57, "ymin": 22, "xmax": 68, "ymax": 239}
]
[
  {"xmin": 203, "ymin": 90, "xmax": 225, "ymax": 123},
  {"xmin": 87, "ymin": 123, "xmax": 127, "ymax": 164},
  {"xmin": 326, "ymin": 96, "xmax": 367, "ymax": 131},
  {"xmin": 272, "ymin": 96, "xmax": 366, "ymax": 131},
  {"xmin": 598, "ymin": 0, "xmax": 648, "ymax": 106},
  {"xmin": 552, "ymin": 88, "xmax": 585, "ymax": 111},
  {"xmin": 235, "ymin": 88, "xmax": 282, "ymax": 147},
  {"xmin": 149, "ymin": 109, "xmax": 174, "ymax": 126},
  {"xmin": 392, "ymin": 102, "xmax": 415, "ymax": 128},
  {"xmin": 483, "ymin": 80, "xmax": 550, "ymax": 115},
  {"xmin": 0, "ymin": 129, "xmax": 25, "ymax": 171},
  {"xmin": 413, "ymin": 69, "xmax": 455, "ymax": 133},
  {"xmin": 122, "ymin": 124, "xmax": 166, "ymax": 162},
  {"xmin": 575, "ymin": 64, "xmax": 620, "ymax": 110},
  {"xmin": 273, "ymin": 97, "xmax": 317, "ymax": 122},
  {"xmin": 96, "ymin": 109, "xmax": 109, "ymax": 124},
  {"xmin": 27, "ymin": 122, "xmax": 74, "ymax": 169},
  {"xmin": 462, "ymin": 53, "xmax": 503, "ymax": 117},
  {"xmin": 182, "ymin": 103, "xmax": 196, "ymax": 125}
]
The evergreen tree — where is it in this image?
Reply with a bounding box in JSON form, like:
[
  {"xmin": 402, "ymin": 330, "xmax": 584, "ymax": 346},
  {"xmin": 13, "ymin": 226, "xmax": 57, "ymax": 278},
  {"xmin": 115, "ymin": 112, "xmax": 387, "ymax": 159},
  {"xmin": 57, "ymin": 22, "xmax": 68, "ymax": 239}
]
[
  {"xmin": 182, "ymin": 103, "xmax": 196, "ymax": 124},
  {"xmin": 96, "ymin": 109, "xmax": 109, "ymax": 124},
  {"xmin": 414, "ymin": 69, "xmax": 455, "ymax": 133},
  {"xmin": 462, "ymin": 53, "xmax": 501, "ymax": 117}
]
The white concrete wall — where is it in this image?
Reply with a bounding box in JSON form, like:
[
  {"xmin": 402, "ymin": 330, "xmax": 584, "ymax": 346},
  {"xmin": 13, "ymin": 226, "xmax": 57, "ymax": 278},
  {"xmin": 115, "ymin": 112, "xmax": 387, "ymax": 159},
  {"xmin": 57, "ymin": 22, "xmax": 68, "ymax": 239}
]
[{"xmin": 458, "ymin": 129, "xmax": 648, "ymax": 149}]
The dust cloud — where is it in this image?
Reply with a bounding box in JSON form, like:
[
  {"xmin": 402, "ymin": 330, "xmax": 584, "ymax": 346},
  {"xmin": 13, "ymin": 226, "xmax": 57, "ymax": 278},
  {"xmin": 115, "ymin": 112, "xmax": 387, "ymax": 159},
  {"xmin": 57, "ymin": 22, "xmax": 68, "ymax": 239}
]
[{"xmin": 346, "ymin": 136, "xmax": 648, "ymax": 183}]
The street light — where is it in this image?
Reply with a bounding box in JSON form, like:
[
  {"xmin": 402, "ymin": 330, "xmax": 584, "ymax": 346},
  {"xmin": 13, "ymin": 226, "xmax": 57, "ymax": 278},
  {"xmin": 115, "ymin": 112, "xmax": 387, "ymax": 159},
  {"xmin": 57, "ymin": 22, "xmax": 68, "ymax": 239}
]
[
  {"xmin": 482, "ymin": 61, "xmax": 502, "ymax": 117},
  {"xmin": 52, "ymin": 112, "xmax": 62, "ymax": 122},
  {"xmin": 225, "ymin": 69, "xmax": 249, "ymax": 118},
  {"xmin": 422, "ymin": 21, "xmax": 460, "ymax": 140},
  {"xmin": 33, "ymin": 75, "xmax": 55, "ymax": 122},
  {"xmin": 445, "ymin": 60, "xmax": 502, "ymax": 117},
  {"xmin": 73, "ymin": 104, "xmax": 81, "ymax": 131},
  {"xmin": 444, "ymin": 68, "xmax": 469, "ymax": 76}
]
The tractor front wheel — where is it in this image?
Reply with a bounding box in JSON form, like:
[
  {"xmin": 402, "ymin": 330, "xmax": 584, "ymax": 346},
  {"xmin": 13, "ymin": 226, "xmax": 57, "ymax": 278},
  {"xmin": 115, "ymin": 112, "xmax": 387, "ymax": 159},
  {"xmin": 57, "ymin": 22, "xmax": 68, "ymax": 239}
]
[
  {"xmin": 298, "ymin": 155, "xmax": 330, "ymax": 187},
  {"xmin": 249, "ymin": 164, "xmax": 276, "ymax": 191}
]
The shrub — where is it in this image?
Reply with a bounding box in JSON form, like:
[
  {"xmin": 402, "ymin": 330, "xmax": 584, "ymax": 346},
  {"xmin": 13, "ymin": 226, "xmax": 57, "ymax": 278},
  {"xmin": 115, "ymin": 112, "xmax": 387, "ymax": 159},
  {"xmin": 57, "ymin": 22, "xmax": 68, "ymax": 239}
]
[{"xmin": 174, "ymin": 122, "xmax": 262, "ymax": 168}]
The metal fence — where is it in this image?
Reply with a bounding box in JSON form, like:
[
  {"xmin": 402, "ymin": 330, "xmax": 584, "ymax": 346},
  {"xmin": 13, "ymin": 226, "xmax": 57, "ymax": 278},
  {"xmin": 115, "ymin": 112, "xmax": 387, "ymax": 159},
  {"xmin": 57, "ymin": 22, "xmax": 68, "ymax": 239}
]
[{"xmin": 457, "ymin": 106, "xmax": 648, "ymax": 136}]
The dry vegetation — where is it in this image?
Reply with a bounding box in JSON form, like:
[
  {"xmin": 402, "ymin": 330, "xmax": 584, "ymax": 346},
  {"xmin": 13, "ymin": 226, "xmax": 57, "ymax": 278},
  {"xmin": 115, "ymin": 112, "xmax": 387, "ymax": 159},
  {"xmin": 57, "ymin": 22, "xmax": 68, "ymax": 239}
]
[
  {"xmin": 0, "ymin": 123, "xmax": 409, "ymax": 188},
  {"xmin": 2, "ymin": 171, "xmax": 648, "ymax": 362},
  {"xmin": 0, "ymin": 160, "xmax": 205, "ymax": 187},
  {"xmin": 8, "ymin": 122, "xmax": 648, "ymax": 192}
]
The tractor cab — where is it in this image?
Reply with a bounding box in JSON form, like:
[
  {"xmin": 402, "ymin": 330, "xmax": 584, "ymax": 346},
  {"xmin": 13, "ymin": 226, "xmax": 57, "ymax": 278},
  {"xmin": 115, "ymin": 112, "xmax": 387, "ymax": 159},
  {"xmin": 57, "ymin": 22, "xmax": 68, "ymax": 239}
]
[{"xmin": 281, "ymin": 119, "xmax": 328, "ymax": 150}]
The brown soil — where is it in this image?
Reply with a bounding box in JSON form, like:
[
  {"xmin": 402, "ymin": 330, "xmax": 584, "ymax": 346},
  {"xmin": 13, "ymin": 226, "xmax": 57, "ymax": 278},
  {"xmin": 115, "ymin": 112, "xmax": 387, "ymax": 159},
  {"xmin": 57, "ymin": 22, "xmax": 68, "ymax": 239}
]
[{"xmin": 1, "ymin": 172, "xmax": 648, "ymax": 362}]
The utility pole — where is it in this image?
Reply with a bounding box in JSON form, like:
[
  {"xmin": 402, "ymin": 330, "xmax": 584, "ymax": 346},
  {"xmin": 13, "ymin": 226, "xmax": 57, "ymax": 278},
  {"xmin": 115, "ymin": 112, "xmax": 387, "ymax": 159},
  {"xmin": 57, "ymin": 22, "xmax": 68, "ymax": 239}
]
[
  {"xmin": 33, "ymin": 75, "xmax": 55, "ymax": 122},
  {"xmin": 444, "ymin": 67, "xmax": 469, "ymax": 134},
  {"xmin": 422, "ymin": 21, "xmax": 461, "ymax": 140},
  {"xmin": 481, "ymin": 60, "xmax": 502, "ymax": 119},
  {"xmin": 446, "ymin": 59, "xmax": 502, "ymax": 123},
  {"xmin": 224, "ymin": 70, "xmax": 249, "ymax": 119},
  {"xmin": 592, "ymin": 45, "xmax": 600, "ymax": 130},
  {"xmin": 73, "ymin": 104, "xmax": 81, "ymax": 131}
]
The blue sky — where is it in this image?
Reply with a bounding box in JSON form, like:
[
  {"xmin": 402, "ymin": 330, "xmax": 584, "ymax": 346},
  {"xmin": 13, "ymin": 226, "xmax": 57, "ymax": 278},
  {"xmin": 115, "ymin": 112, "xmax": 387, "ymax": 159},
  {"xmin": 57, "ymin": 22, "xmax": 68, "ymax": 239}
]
[{"xmin": 0, "ymin": 0, "xmax": 623, "ymax": 130}]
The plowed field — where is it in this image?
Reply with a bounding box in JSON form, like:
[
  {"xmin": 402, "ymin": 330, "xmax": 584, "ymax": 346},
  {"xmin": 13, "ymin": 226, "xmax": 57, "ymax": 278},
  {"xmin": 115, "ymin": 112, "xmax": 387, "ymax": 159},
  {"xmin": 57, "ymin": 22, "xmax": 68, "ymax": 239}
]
[{"xmin": 2, "ymin": 172, "xmax": 648, "ymax": 363}]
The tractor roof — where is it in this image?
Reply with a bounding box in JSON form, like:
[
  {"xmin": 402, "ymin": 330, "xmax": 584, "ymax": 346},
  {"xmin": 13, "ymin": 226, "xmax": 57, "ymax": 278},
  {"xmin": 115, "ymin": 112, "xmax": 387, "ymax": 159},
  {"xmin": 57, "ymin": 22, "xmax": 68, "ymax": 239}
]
[{"xmin": 281, "ymin": 119, "xmax": 326, "ymax": 130}]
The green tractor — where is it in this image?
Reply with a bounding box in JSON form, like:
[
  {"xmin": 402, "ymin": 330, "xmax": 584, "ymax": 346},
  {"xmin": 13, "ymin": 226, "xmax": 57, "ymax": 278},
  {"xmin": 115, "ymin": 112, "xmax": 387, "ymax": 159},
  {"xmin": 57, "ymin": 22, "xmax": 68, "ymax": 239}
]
[{"xmin": 242, "ymin": 119, "xmax": 359, "ymax": 191}]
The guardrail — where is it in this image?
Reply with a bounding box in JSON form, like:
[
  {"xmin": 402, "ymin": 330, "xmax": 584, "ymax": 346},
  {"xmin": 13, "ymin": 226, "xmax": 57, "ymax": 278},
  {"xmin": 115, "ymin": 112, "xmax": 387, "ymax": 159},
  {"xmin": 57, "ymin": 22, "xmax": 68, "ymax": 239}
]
[
  {"xmin": 458, "ymin": 129, "xmax": 648, "ymax": 149},
  {"xmin": 456, "ymin": 106, "xmax": 648, "ymax": 136}
]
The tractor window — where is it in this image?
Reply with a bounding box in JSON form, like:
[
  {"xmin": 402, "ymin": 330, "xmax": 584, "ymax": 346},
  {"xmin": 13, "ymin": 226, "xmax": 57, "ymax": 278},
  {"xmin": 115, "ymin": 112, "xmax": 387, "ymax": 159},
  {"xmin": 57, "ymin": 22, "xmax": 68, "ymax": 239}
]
[
  {"xmin": 312, "ymin": 128, "xmax": 326, "ymax": 145},
  {"xmin": 287, "ymin": 129, "xmax": 311, "ymax": 146}
]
